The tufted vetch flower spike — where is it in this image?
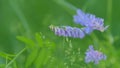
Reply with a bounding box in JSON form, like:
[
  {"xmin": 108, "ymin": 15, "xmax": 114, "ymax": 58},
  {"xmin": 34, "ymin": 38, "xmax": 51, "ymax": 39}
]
[
  {"xmin": 49, "ymin": 25, "xmax": 85, "ymax": 39},
  {"xmin": 82, "ymin": 27, "xmax": 93, "ymax": 34},
  {"xmin": 85, "ymin": 45, "xmax": 106, "ymax": 64},
  {"xmin": 73, "ymin": 9, "xmax": 109, "ymax": 32}
]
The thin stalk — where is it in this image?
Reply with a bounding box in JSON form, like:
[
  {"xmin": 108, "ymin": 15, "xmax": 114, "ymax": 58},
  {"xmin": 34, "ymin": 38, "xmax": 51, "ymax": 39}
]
[
  {"xmin": 6, "ymin": 48, "xmax": 26, "ymax": 68},
  {"xmin": 107, "ymin": 0, "xmax": 112, "ymax": 24},
  {"xmin": 106, "ymin": 0, "xmax": 114, "ymax": 44},
  {"xmin": 53, "ymin": 0, "xmax": 77, "ymax": 15},
  {"xmin": 6, "ymin": 56, "xmax": 8, "ymax": 66}
]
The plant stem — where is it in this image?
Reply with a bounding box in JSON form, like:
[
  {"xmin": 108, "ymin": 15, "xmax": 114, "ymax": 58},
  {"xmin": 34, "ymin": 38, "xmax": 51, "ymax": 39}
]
[
  {"xmin": 107, "ymin": 0, "xmax": 112, "ymax": 24},
  {"xmin": 53, "ymin": 0, "xmax": 77, "ymax": 15},
  {"xmin": 6, "ymin": 48, "xmax": 26, "ymax": 68},
  {"xmin": 9, "ymin": 0, "xmax": 31, "ymax": 37}
]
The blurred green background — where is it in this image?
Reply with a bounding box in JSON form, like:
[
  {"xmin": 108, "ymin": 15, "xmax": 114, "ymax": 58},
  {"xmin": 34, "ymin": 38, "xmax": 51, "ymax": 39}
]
[{"xmin": 0, "ymin": 0, "xmax": 120, "ymax": 68}]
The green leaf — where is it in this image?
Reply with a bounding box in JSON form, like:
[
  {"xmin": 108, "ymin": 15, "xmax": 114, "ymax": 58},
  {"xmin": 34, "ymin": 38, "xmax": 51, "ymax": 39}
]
[
  {"xmin": 35, "ymin": 33, "xmax": 43, "ymax": 47},
  {"xmin": 16, "ymin": 36, "xmax": 35, "ymax": 49},
  {"xmin": 25, "ymin": 49, "xmax": 38, "ymax": 68},
  {"xmin": 34, "ymin": 48, "xmax": 50, "ymax": 68}
]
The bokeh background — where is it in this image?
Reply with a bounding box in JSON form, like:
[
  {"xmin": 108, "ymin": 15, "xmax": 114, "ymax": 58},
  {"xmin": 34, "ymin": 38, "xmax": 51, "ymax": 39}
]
[{"xmin": 0, "ymin": 0, "xmax": 120, "ymax": 68}]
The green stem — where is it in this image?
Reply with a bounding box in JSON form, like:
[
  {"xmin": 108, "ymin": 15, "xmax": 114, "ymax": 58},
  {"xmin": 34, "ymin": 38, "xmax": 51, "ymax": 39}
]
[
  {"xmin": 82, "ymin": 0, "xmax": 96, "ymax": 11},
  {"xmin": 106, "ymin": 0, "xmax": 114, "ymax": 44},
  {"xmin": 6, "ymin": 56, "xmax": 8, "ymax": 65},
  {"xmin": 107, "ymin": 0, "xmax": 112, "ymax": 24},
  {"xmin": 6, "ymin": 48, "xmax": 26, "ymax": 68},
  {"xmin": 9, "ymin": 0, "xmax": 31, "ymax": 37},
  {"xmin": 53, "ymin": 0, "xmax": 77, "ymax": 15}
]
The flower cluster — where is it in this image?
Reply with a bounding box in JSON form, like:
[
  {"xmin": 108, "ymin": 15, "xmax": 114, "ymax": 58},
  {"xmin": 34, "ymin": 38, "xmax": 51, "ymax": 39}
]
[
  {"xmin": 74, "ymin": 9, "xmax": 109, "ymax": 33},
  {"xmin": 50, "ymin": 9, "xmax": 108, "ymax": 38},
  {"xmin": 85, "ymin": 45, "xmax": 106, "ymax": 64},
  {"xmin": 50, "ymin": 8, "xmax": 108, "ymax": 64},
  {"xmin": 49, "ymin": 25, "xmax": 85, "ymax": 39}
]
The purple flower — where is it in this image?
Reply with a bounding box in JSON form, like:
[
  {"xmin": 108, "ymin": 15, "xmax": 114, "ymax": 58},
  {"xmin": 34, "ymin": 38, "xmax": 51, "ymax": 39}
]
[
  {"xmin": 73, "ymin": 9, "xmax": 109, "ymax": 32},
  {"xmin": 85, "ymin": 45, "xmax": 106, "ymax": 64},
  {"xmin": 82, "ymin": 27, "xmax": 93, "ymax": 34},
  {"xmin": 49, "ymin": 25, "xmax": 85, "ymax": 39}
]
